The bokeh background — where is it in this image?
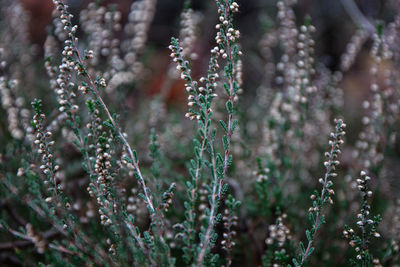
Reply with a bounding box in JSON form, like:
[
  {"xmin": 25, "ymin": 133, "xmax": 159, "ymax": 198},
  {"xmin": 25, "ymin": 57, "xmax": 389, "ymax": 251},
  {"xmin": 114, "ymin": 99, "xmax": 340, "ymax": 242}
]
[{"xmin": 17, "ymin": 0, "xmax": 399, "ymax": 124}]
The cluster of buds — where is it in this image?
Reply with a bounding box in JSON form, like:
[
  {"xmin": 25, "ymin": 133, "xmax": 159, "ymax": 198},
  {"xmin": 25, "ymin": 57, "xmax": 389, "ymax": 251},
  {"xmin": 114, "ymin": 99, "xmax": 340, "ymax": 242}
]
[
  {"xmin": 388, "ymin": 199, "xmax": 400, "ymax": 252},
  {"xmin": 343, "ymin": 171, "xmax": 381, "ymax": 265},
  {"xmin": 84, "ymin": 49, "xmax": 94, "ymax": 60},
  {"xmin": 216, "ymin": 26, "xmax": 240, "ymax": 46},
  {"xmin": 353, "ymin": 30, "xmax": 389, "ymax": 171},
  {"xmin": 203, "ymin": 47, "xmax": 220, "ymax": 89},
  {"xmin": 265, "ymin": 214, "xmax": 292, "ymax": 247},
  {"xmin": 214, "ymin": 0, "xmax": 242, "ymax": 86},
  {"xmin": 53, "ymin": 0, "xmax": 76, "ymax": 38},
  {"xmin": 58, "ymin": 42, "xmax": 74, "ymax": 75},
  {"xmin": 44, "ymin": 35, "xmax": 59, "ymax": 76},
  {"xmin": 80, "ymin": 3, "xmax": 121, "ymax": 65},
  {"xmin": 78, "ymin": 84, "xmax": 89, "ymax": 95},
  {"xmin": 340, "ymin": 29, "xmax": 368, "ymax": 71},
  {"xmin": 102, "ymin": 0, "xmax": 156, "ymax": 89},
  {"xmin": 55, "ymin": 72, "xmax": 78, "ymax": 113},
  {"xmin": 89, "ymin": 183, "xmax": 118, "ymax": 226},
  {"xmin": 215, "ymin": 1, "xmax": 240, "ymax": 46},
  {"xmin": 179, "ymin": 8, "xmax": 201, "ymax": 60},
  {"xmin": 54, "ymin": 0, "xmax": 93, "ymax": 79},
  {"xmin": 0, "ymin": 77, "xmax": 25, "ymax": 139},
  {"xmin": 45, "ymin": 12, "xmax": 83, "ymax": 118},
  {"xmin": 296, "ymin": 119, "xmax": 346, "ymax": 265},
  {"xmin": 197, "ymin": 187, "xmax": 209, "ymax": 221},
  {"xmin": 86, "ymin": 104, "xmax": 102, "ymax": 139},
  {"xmin": 254, "ymin": 167, "xmax": 270, "ymax": 183},
  {"xmin": 32, "ymin": 100, "xmax": 60, "ymax": 192},
  {"xmin": 326, "ymin": 119, "xmax": 346, "ymax": 164},
  {"xmin": 106, "ymin": 238, "xmax": 116, "ymax": 255},
  {"xmin": 62, "ymin": 39, "xmax": 75, "ymax": 57},
  {"xmin": 97, "ymin": 77, "xmax": 107, "ymax": 88},
  {"xmin": 184, "ymin": 112, "xmax": 200, "ymax": 121},
  {"xmin": 308, "ymin": 119, "xmax": 345, "ymax": 212},
  {"xmin": 0, "ymin": 48, "xmax": 30, "ymax": 140},
  {"xmin": 170, "ymin": 1, "xmax": 243, "ymax": 124},
  {"xmin": 356, "ymin": 171, "xmax": 372, "ymax": 194},
  {"xmin": 221, "ymin": 208, "xmax": 238, "ymax": 256},
  {"xmin": 124, "ymin": 0, "xmax": 156, "ymax": 53},
  {"xmin": 85, "ymin": 105, "xmax": 117, "ymax": 226},
  {"xmin": 53, "ymin": 0, "xmax": 73, "ymax": 33},
  {"xmin": 93, "ymin": 136, "xmax": 113, "ymax": 191},
  {"xmin": 169, "ymin": 38, "xmax": 219, "ymax": 121},
  {"xmin": 43, "ymin": 36, "xmax": 75, "ymax": 124},
  {"xmin": 371, "ymin": 30, "xmax": 392, "ymax": 62},
  {"xmin": 229, "ymin": 2, "xmax": 239, "ymax": 12},
  {"xmin": 169, "ymin": 40, "xmax": 193, "ymax": 82},
  {"xmin": 221, "ymin": 195, "xmax": 240, "ymax": 266},
  {"xmin": 99, "ymin": 207, "xmax": 112, "ymax": 226},
  {"xmin": 161, "ymin": 183, "xmax": 176, "ymax": 212},
  {"xmin": 234, "ymin": 59, "xmax": 243, "ymax": 90},
  {"xmin": 277, "ymin": 0, "xmax": 298, "ymax": 59},
  {"xmin": 294, "ymin": 21, "xmax": 317, "ymax": 103}
]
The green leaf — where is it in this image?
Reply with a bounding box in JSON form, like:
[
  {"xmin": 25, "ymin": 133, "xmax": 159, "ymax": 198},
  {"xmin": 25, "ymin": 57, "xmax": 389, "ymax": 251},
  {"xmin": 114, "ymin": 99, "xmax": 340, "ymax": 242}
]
[
  {"xmin": 226, "ymin": 101, "xmax": 233, "ymax": 114},
  {"xmin": 309, "ymin": 212, "xmax": 315, "ymax": 224},
  {"xmin": 232, "ymin": 119, "xmax": 239, "ymax": 131},
  {"xmin": 103, "ymin": 120, "xmax": 114, "ymax": 129},
  {"xmin": 377, "ymin": 21, "xmax": 383, "ymax": 37},
  {"xmin": 211, "ymin": 128, "xmax": 217, "ymax": 142},
  {"xmin": 224, "ymin": 83, "xmax": 230, "ymax": 96},
  {"xmin": 305, "ymin": 15, "xmax": 311, "ymax": 27},
  {"xmin": 219, "ymin": 120, "xmax": 228, "ymax": 132},
  {"xmin": 300, "ymin": 241, "xmax": 305, "ymax": 254},
  {"xmin": 306, "ymin": 230, "xmax": 311, "ymax": 241},
  {"xmin": 138, "ymin": 193, "xmax": 146, "ymax": 201},
  {"xmin": 223, "ymin": 135, "xmax": 229, "ymax": 151},
  {"xmin": 307, "ymin": 247, "xmax": 314, "ymax": 257},
  {"xmin": 233, "ymin": 81, "xmax": 239, "ymax": 94}
]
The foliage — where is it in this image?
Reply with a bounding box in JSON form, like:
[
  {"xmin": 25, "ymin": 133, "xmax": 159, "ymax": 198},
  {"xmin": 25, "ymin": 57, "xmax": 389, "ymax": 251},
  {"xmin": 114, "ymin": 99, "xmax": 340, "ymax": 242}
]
[{"xmin": 1, "ymin": 0, "xmax": 400, "ymax": 266}]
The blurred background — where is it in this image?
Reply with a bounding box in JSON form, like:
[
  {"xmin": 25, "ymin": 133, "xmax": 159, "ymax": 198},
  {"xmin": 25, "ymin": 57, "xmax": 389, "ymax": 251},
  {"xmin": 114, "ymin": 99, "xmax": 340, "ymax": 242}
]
[{"xmin": 17, "ymin": 0, "xmax": 399, "ymax": 122}]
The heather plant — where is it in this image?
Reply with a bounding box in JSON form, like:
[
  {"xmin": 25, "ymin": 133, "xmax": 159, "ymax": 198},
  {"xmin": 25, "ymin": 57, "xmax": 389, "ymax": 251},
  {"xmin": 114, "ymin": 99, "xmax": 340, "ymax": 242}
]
[
  {"xmin": 1, "ymin": 0, "xmax": 400, "ymax": 266},
  {"xmin": 343, "ymin": 171, "xmax": 382, "ymax": 267}
]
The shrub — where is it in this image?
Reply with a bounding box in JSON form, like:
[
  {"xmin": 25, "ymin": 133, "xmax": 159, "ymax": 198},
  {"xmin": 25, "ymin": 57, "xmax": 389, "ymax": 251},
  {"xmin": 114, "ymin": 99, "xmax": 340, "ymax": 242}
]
[{"xmin": 0, "ymin": 0, "xmax": 400, "ymax": 266}]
